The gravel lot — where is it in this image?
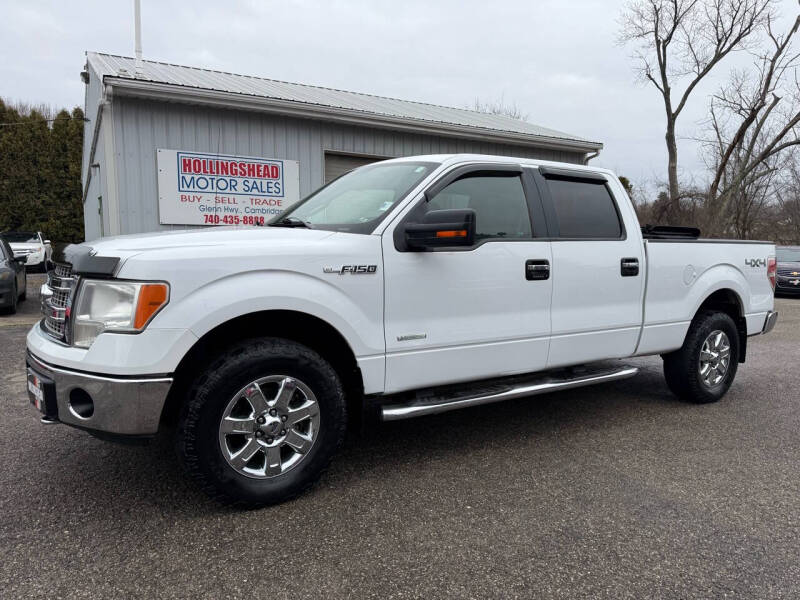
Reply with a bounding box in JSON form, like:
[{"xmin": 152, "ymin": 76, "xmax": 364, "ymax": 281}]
[{"xmin": 1, "ymin": 275, "xmax": 799, "ymax": 599}]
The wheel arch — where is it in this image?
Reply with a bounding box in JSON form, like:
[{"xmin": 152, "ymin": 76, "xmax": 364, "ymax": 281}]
[
  {"xmin": 161, "ymin": 309, "xmax": 365, "ymax": 429},
  {"xmin": 693, "ymin": 288, "xmax": 748, "ymax": 363}
]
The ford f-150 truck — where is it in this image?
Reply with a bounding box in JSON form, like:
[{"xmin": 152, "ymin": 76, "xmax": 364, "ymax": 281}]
[{"xmin": 25, "ymin": 154, "xmax": 779, "ymax": 506}]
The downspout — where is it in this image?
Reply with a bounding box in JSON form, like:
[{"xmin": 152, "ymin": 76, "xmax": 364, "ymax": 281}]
[
  {"xmin": 100, "ymin": 85, "xmax": 120, "ymax": 236},
  {"xmin": 584, "ymin": 149, "xmax": 601, "ymax": 165},
  {"xmin": 81, "ymin": 84, "xmax": 119, "ymax": 237},
  {"xmin": 81, "ymin": 85, "xmax": 111, "ymax": 205}
]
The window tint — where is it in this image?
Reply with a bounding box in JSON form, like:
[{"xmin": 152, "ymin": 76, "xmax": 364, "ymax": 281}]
[
  {"xmin": 427, "ymin": 174, "xmax": 532, "ymax": 240},
  {"xmin": 546, "ymin": 178, "xmax": 622, "ymax": 239}
]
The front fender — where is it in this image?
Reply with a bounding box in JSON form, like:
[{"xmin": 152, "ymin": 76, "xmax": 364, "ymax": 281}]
[{"xmin": 151, "ymin": 269, "xmax": 385, "ymax": 359}]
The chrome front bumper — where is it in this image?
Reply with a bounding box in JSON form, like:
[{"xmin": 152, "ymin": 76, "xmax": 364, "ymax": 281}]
[
  {"xmin": 26, "ymin": 352, "xmax": 172, "ymax": 436},
  {"xmin": 762, "ymin": 311, "xmax": 778, "ymax": 334}
]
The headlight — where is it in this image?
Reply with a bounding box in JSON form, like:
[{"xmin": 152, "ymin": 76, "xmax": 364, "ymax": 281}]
[{"xmin": 72, "ymin": 280, "xmax": 169, "ymax": 348}]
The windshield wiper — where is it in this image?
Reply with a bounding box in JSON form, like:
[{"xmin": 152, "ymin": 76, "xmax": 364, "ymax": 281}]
[{"xmin": 269, "ymin": 217, "xmax": 313, "ymax": 229}]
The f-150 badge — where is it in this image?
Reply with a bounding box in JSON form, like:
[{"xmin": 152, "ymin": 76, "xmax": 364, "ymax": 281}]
[{"xmin": 323, "ymin": 265, "xmax": 378, "ymax": 275}]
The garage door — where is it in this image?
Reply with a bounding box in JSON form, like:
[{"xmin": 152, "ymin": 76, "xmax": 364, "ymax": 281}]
[{"xmin": 324, "ymin": 153, "xmax": 388, "ymax": 184}]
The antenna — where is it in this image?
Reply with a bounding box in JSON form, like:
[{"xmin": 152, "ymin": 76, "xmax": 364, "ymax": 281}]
[{"xmin": 134, "ymin": 0, "xmax": 143, "ymax": 76}]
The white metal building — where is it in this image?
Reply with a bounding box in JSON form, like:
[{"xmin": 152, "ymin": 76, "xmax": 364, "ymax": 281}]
[{"xmin": 80, "ymin": 51, "xmax": 603, "ymax": 240}]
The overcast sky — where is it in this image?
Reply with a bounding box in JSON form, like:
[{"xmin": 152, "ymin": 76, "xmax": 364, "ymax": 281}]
[{"xmin": 2, "ymin": 0, "xmax": 798, "ymax": 192}]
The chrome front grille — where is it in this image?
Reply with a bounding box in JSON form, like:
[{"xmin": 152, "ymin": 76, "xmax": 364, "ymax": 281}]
[{"xmin": 41, "ymin": 262, "xmax": 78, "ymax": 342}]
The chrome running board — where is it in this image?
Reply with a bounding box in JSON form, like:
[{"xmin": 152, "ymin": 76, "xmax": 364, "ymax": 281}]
[{"xmin": 381, "ymin": 365, "xmax": 639, "ymax": 421}]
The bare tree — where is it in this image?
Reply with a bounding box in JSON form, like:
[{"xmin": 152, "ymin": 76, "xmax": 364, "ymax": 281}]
[
  {"xmin": 702, "ymin": 13, "xmax": 800, "ymax": 234},
  {"xmin": 620, "ymin": 0, "xmax": 773, "ymax": 221},
  {"xmin": 2, "ymin": 98, "xmax": 58, "ymax": 121},
  {"xmin": 470, "ymin": 95, "xmax": 528, "ymax": 121}
]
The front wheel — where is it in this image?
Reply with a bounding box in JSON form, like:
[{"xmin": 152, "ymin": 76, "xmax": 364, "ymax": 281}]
[
  {"xmin": 663, "ymin": 310, "xmax": 740, "ymax": 404},
  {"xmin": 176, "ymin": 338, "xmax": 347, "ymax": 507}
]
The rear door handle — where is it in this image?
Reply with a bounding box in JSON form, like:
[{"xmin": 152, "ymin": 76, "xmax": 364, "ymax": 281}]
[
  {"xmin": 621, "ymin": 257, "xmax": 639, "ymax": 277},
  {"xmin": 526, "ymin": 259, "xmax": 550, "ymax": 281}
]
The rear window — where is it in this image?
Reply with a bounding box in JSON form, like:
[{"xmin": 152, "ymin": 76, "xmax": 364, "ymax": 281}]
[{"xmin": 545, "ymin": 178, "xmax": 622, "ymax": 239}]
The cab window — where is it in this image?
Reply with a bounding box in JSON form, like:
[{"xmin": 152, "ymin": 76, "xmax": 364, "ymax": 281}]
[
  {"xmin": 426, "ymin": 173, "xmax": 532, "ymax": 241},
  {"xmin": 544, "ymin": 178, "xmax": 622, "ymax": 239}
]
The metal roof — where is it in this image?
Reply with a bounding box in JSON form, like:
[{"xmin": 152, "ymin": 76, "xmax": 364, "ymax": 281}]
[{"xmin": 86, "ymin": 52, "xmax": 602, "ymax": 152}]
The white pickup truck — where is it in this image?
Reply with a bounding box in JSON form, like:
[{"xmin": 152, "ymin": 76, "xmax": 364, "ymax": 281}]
[{"xmin": 26, "ymin": 154, "xmax": 778, "ymax": 506}]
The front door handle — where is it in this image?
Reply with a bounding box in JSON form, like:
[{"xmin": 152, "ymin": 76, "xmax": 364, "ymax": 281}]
[
  {"xmin": 621, "ymin": 257, "xmax": 640, "ymax": 277},
  {"xmin": 526, "ymin": 259, "xmax": 550, "ymax": 281}
]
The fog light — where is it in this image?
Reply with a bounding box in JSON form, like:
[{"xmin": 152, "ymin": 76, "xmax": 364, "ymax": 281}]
[{"xmin": 68, "ymin": 388, "xmax": 94, "ymax": 419}]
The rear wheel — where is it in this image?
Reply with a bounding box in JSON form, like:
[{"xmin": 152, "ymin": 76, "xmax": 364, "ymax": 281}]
[
  {"xmin": 176, "ymin": 337, "xmax": 347, "ymax": 507},
  {"xmin": 663, "ymin": 310, "xmax": 739, "ymax": 403}
]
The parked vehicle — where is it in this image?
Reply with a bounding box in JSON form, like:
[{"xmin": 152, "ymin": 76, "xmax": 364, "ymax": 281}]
[
  {"xmin": 24, "ymin": 154, "xmax": 778, "ymax": 506},
  {"xmin": 0, "ymin": 237, "xmax": 27, "ymax": 313},
  {"xmin": 2, "ymin": 231, "xmax": 52, "ymax": 271},
  {"xmin": 776, "ymin": 246, "xmax": 800, "ymax": 296}
]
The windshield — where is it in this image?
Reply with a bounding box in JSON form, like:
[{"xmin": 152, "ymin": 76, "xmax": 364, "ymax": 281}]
[
  {"xmin": 777, "ymin": 247, "xmax": 800, "ymax": 262},
  {"xmin": 2, "ymin": 231, "xmax": 38, "ymax": 243},
  {"xmin": 272, "ymin": 161, "xmax": 438, "ymax": 233}
]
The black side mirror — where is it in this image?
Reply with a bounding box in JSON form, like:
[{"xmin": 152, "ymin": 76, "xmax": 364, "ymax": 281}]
[{"xmin": 404, "ymin": 209, "xmax": 476, "ymax": 251}]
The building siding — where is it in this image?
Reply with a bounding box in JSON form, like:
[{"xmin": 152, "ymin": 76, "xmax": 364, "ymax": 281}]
[{"xmin": 92, "ymin": 96, "xmax": 586, "ymax": 238}]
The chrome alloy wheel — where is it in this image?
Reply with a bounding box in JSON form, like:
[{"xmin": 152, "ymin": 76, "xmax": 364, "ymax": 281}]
[
  {"xmin": 218, "ymin": 376, "xmax": 320, "ymax": 479},
  {"xmin": 698, "ymin": 330, "xmax": 731, "ymax": 387}
]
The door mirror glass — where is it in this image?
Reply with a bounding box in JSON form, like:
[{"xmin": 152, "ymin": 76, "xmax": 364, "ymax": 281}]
[{"xmin": 404, "ymin": 209, "xmax": 476, "ymax": 250}]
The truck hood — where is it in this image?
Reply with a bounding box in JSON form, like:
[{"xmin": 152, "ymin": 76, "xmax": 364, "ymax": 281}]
[
  {"xmin": 86, "ymin": 226, "xmax": 335, "ymax": 254},
  {"xmin": 778, "ymin": 261, "xmax": 800, "ymax": 272},
  {"xmin": 59, "ymin": 227, "xmax": 340, "ymax": 275},
  {"xmin": 10, "ymin": 242, "xmax": 43, "ymax": 252},
  {"xmin": 68, "ymin": 226, "xmax": 337, "ymax": 257}
]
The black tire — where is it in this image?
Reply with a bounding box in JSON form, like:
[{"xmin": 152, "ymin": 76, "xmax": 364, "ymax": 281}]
[
  {"xmin": 19, "ymin": 274, "xmax": 26, "ymax": 301},
  {"xmin": 663, "ymin": 310, "xmax": 739, "ymax": 403},
  {"xmin": 176, "ymin": 337, "xmax": 347, "ymax": 508}
]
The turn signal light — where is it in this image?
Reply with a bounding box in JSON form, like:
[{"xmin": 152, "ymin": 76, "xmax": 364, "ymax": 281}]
[
  {"xmin": 767, "ymin": 256, "xmax": 776, "ymax": 291},
  {"xmin": 435, "ymin": 230, "xmax": 467, "ymax": 238},
  {"xmin": 134, "ymin": 283, "xmax": 169, "ymax": 329}
]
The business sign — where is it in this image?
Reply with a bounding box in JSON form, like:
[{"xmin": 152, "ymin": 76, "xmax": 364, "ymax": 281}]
[{"xmin": 156, "ymin": 149, "xmax": 300, "ymax": 226}]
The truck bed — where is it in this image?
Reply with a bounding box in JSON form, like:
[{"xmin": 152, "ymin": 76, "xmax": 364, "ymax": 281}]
[{"xmin": 635, "ymin": 239, "xmax": 775, "ymax": 356}]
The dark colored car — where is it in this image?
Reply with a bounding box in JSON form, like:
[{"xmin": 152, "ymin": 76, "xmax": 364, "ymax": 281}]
[
  {"xmin": 776, "ymin": 246, "xmax": 800, "ymax": 296},
  {"xmin": 0, "ymin": 237, "xmax": 27, "ymax": 313}
]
